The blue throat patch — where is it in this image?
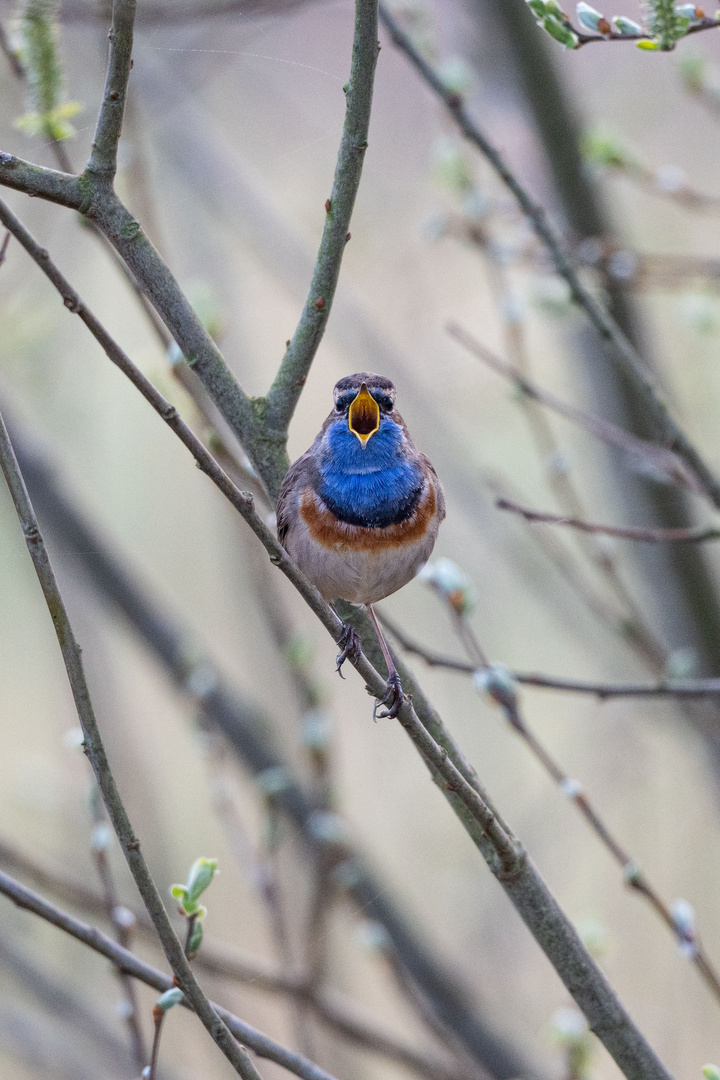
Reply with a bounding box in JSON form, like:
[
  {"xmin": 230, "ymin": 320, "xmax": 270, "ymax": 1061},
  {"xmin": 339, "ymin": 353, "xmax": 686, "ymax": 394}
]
[{"xmin": 318, "ymin": 416, "xmax": 423, "ymax": 528}]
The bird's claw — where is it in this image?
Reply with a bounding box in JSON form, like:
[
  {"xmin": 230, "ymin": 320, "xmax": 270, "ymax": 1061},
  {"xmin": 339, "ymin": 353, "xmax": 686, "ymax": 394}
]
[
  {"xmin": 373, "ymin": 671, "xmax": 404, "ymax": 720},
  {"xmin": 336, "ymin": 623, "xmax": 362, "ymax": 678}
]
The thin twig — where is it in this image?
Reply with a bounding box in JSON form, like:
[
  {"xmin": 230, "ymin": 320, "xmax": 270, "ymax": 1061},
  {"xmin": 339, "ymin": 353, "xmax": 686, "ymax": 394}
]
[
  {"xmin": 85, "ymin": 0, "xmax": 136, "ymax": 184},
  {"xmin": 0, "ymin": 868, "xmax": 339, "ymax": 1080},
  {"xmin": 379, "ymin": 611, "xmax": 720, "ymax": 697},
  {"xmin": 448, "ymin": 322, "xmax": 701, "ymax": 493},
  {"xmin": 448, "ymin": 606, "xmax": 720, "ymax": 1009},
  {"xmin": 598, "ymin": 156, "xmax": 720, "ymax": 214},
  {"xmin": 263, "ymin": 0, "xmax": 379, "ymax": 492},
  {"xmin": 497, "ymin": 498, "xmax": 720, "ymax": 543},
  {"xmin": 0, "ymin": 415, "xmax": 263, "ymax": 1080},
  {"xmin": 379, "ymin": 2, "xmax": 720, "ymax": 511},
  {"xmin": 90, "ymin": 792, "xmax": 146, "ymax": 1070}
]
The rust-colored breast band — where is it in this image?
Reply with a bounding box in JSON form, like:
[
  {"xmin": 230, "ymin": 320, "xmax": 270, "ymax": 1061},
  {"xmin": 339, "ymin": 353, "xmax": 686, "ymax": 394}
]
[{"xmin": 300, "ymin": 485, "xmax": 437, "ymax": 552}]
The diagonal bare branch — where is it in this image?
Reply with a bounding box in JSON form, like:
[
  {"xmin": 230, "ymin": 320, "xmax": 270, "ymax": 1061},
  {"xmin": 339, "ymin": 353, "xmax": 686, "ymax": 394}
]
[
  {"xmin": 496, "ymin": 497, "xmax": 720, "ymax": 543},
  {"xmin": 448, "ymin": 322, "xmax": 703, "ymax": 493},
  {"xmin": 0, "ymin": 407, "xmax": 264, "ymax": 1080},
  {"xmin": 379, "ymin": 3, "xmax": 720, "ymax": 510}
]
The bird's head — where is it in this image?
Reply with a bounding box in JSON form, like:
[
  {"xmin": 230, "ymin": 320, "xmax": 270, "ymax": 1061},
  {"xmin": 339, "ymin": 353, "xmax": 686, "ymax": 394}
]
[{"xmin": 331, "ymin": 372, "xmax": 397, "ymax": 449}]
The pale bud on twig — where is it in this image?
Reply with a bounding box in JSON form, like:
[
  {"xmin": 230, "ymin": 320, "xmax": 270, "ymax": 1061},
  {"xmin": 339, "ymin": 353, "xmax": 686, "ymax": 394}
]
[
  {"xmin": 62, "ymin": 727, "xmax": 84, "ymax": 751},
  {"xmin": 671, "ymin": 897, "xmax": 697, "ymax": 956},
  {"xmin": 419, "ymin": 557, "xmax": 476, "ymax": 615},
  {"xmin": 112, "ymin": 905, "xmax": 136, "ymax": 931},
  {"xmin": 654, "ymin": 163, "xmax": 687, "ymax": 192},
  {"xmin": 90, "ymin": 823, "xmax": 113, "ymax": 853},
  {"xmin": 575, "ymin": 2, "xmax": 605, "ymax": 32},
  {"xmin": 155, "ymin": 987, "xmax": 184, "ymax": 1012},
  {"xmin": 302, "ymin": 708, "xmax": 332, "ymax": 753},
  {"xmin": 473, "ymin": 664, "xmax": 519, "ymax": 711},
  {"xmin": 355, "ymin": 919, "xmax": 392, "ymax": 953},
  {"xmin": 612, "ymin": 14, "xmax": 643, "ymax": 33},
  {"xmin": 550, "ymin": 1006, "xmax": 589, "ymax": 1043},
  {"xmin": 256, "ymin": 765, "xmax": 290, "ymax": 798},
  {"xmin": 307, "ymin": 810, "xmax": 347, "ymax": 845}
]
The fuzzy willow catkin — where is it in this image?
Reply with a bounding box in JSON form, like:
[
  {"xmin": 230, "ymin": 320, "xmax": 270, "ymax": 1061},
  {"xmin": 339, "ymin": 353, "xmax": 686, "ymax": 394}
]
[
  {"xmin": 15, "ymin": 0, "xmax": 80, "ymax": 140},
  {"xmin": 644, "ymin": 0, "xmax": 690, "ymax": 49}
]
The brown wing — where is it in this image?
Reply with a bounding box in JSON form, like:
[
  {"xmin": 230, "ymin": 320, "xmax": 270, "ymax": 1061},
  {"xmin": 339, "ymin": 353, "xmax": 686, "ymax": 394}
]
[
  {"xmin": 275, "ymin": 450, "xmax": 314, "ymax": 548},
  {"xmin": 418, "ymin": 452, "xmax": 446, "ymax": 523}
]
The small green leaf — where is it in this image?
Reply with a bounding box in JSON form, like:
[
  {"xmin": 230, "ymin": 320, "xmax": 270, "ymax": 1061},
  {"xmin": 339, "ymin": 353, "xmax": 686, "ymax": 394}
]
[
  {"xmin": 637, "ymin": 38, "xmax": 660, "ymax": 48},
  {"xmin": 185, "ymin": 857, "xmax": 218, "ymax": 906},
  {"xmin": 542, "ymin": 14, "xmax": 579, "ymax": 46}
]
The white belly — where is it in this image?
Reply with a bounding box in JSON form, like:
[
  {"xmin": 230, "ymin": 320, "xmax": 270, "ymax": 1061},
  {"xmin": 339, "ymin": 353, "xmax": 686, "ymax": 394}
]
[{"xmin": 287, "ymin": 523, "xmax": 438, "ymax": 605}]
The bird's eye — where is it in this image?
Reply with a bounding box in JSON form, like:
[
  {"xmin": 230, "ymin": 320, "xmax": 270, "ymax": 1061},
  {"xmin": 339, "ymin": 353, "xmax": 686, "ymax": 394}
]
[
  {"xmin": 335, "ymin": 394, "xmax": 353, "ymax": 412},
  {"xmin": 374, "ymin": 394, "xmax": 393, "ymax": 413}
]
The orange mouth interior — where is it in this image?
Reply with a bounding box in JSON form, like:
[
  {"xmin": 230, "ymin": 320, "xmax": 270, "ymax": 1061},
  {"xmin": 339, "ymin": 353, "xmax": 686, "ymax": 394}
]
[{"xmin": 348, "ymin": 384, "xmax": 380, "ymax": 447}]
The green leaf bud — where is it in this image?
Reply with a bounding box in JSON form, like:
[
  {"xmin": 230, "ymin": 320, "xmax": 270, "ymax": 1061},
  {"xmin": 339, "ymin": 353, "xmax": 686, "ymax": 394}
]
[
  {"xmin": 15, "ymin": 0, "xmax": 81, "ymax": 141},
  {"xmin": 612, "ymin": 15, "xmax": 643, "ymax": 32},
  {"xmin": 171, "ymin": 858, "xmax": 218, "ymax": 915},
  {"xmin": 575, "ymin": 3, "xmax": 604, "ymax": 31},
  {"xmin": 703, "ymin": 1067, "xmax": 720, "ymax": 1080},
  {"xmin": 186, "ymin": 917, "xmax": 204, "ymax": 958},
  {"xmin": 542, "ymin": 14, "xmax": 580, "ymax": 45},
  {"xmin": 185, "ymin": 857, "xmax": 218, "ymax": 906},
  {"xmin": 156, "ymin": 987, "xmax": 184, "ymax": 1012}
]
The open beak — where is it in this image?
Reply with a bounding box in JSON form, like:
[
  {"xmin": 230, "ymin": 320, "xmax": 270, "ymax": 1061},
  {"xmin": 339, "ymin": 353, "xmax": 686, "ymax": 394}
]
[{"xmin": 348, "ymin": 383, "xmax": 380, "ymax": 447}]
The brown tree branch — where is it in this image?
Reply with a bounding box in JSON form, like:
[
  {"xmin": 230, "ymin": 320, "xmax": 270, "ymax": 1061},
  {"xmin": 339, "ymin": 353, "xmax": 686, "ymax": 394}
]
[
  {"xmin": 496, "ymin": 498, "xmax": 720, "ymax": 543},
  {"xmin": 379, "ymin": 611, "xmax": 720, "ymax": 698}
]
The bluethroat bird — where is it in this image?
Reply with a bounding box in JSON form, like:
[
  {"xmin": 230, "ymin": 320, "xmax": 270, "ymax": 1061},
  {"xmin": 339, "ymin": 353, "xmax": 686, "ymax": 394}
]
[{"xmin": 277, "ymin": 373, "xmax": 445, "ymax": 717}]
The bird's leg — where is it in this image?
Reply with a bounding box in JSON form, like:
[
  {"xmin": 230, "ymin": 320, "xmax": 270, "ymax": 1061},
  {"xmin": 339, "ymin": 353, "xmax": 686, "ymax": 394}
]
[
  {"xmin": 366, "ymin": 604, "xmax": 404, "ymax": 719},
  {"xmin": 335, "ymin": 620, "xmax": 362, "ymax": 678}
]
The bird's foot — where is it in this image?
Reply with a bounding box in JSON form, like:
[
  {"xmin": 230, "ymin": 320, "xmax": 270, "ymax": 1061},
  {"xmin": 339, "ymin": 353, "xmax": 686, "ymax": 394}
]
[
  {"xmin": 373, "ymin": 671, "xmax": 404, "ymax": 720},
  {"xmin": 336, "ymin": 623, "xmax": 362, "ymax": 678}
]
